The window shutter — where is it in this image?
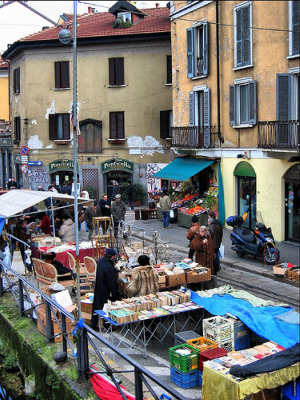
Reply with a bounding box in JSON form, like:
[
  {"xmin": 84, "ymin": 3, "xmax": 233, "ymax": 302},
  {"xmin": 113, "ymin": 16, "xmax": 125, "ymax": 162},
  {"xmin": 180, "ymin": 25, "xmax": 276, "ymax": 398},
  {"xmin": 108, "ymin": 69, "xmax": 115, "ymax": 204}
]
[
  {"xmin": 242, "ymin": 5, "xmax": 251, "ymax": 66},
  {"xmin": 292, "ymin": 1, "xmax": 300, "ymax": 55},
  {"xmin": 54, "ymin": 62, "xmax": 60, "ymax": 88},
  {"xmin": 115, "ymin": 58, "xmax": 124, "ymax": 85},
  {"xmin": 189, "ymin": 91, "xmax": 195, "ymax": 126},
  {"xmin": 117, "ymin": 112, "xmax": 124, "ymax": 139},
  {"xmin": 110, "ymin": 113, "xmax": 116, "ymax": 139},
  {"xmin": 16, "ymin": 68, "xmax": 20, "ymax": 93},
  {"xmin": 276, "ymin": 74, "xmax": 290, "ymax": 121},
  {"xmin": 236, "ymin": 8, "xmax": 242, "ymax": 67},
  {"xmin": 203, "ymin": 88, "xmax": 210, "ymax": 148},
  {"xmin": 49, "ymin": 114, "xmax": 56, "ymax": 140},
  {"xmin": 14, "ymin": 117, "xmax": 20, "ymax": 142},
  {"xmin": 187, "ymin": 28, "xmax": 194, "ymax": 78},
  {"xmin": 229, "ymin": 85, "xmax": 236, "ymax": 126},
  {"xmin": 203, "ymin": 22, "xmax": 209, "ymax": 75},
  {"xmin": 109, "ymin": 58, "xmax": 115, "ymax": 85},
  {"xmin": 62, "ymin": 114, "xmax": 70, "ymax": 139},
  {"xmin": 61, "ymin": 61, "xmax": 70, "ymax": 88},
  {"xmin": 167, "ymin": 55, "xmax": 172, "ymax": 84},
  {"xmin": 14, "ymin": 68, "xmax": 20, "ymax": 94},
  {"xmin": 248, "ymin": 80, "xmax": 257, "ymax": 125},
  {"xmin": 160, "ymin": 111, "xmax": 169, "ymax": 139}
]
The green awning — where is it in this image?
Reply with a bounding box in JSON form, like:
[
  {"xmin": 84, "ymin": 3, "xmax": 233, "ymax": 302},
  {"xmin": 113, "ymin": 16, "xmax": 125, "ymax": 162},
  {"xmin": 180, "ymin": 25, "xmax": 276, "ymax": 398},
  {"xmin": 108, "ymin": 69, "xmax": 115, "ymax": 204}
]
[
  {"xmin": 234, "ymin": 161, "xmax": 256, "ymax": 177},
  {"xmin": 153, "ymin": 158, "xmax": 214, "ymax": 181}
]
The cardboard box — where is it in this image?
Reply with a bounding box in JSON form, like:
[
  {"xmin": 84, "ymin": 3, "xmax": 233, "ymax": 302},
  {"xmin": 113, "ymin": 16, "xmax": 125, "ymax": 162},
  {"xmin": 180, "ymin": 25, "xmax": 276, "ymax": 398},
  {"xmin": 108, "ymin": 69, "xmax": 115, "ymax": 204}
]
[
  {"xmin": 286, "ymin": 268, "xmax": 300, "ymax": 282},
  {"xmin": 273, "ymin": 265, "xmax": 285, "ymax": 276},
  {"xmin": 36, "ymin": 307, "xmax": 75, "ymax": 343},
  {"xmin": 185, "ymin": 269, "xmax": 211, "ymax": 283},
  {"xmin": 166, "ymin": 273, "xmax": 186, "ymax": 287}
]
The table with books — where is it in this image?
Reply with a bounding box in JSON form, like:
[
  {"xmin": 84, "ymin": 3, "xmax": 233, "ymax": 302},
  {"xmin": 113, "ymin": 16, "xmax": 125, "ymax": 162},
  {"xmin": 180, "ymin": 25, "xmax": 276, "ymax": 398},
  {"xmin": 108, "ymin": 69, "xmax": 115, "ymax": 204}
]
[{"xmin": 95, "ymin": 289, "xmax": 203, "ymax": 358}]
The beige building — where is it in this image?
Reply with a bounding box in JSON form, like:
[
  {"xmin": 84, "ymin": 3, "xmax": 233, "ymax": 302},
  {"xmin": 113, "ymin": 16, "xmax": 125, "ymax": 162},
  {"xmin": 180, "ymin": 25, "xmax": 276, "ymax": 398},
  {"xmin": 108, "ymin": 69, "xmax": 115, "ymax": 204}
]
[
  {"xmin": 1, "ymin": 2, "xmax": 172, "ymax": 201},
  {"xmin": 161, "ymin": 0, "xmax": 299, "ymax": 243}
]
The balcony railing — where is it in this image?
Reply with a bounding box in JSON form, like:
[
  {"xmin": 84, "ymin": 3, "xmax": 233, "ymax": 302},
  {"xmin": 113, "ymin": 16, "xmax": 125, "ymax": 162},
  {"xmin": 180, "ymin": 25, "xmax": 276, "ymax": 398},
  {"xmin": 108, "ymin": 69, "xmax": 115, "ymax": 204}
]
[
  {"xmin": 171, "ymin": 126, "xmax": 212, "ymax": 148},
  {"xmin": 258, "ymin": 120, "xmax": 300, "ymax": 149}
]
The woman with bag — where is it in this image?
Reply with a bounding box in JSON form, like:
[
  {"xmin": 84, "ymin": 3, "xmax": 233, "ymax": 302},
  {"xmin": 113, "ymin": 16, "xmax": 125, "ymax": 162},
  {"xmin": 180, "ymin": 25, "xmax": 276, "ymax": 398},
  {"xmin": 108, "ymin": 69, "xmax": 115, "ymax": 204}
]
[{"xmin": 187, "ymin": 225, "xmax": 215, "ymax": 274}]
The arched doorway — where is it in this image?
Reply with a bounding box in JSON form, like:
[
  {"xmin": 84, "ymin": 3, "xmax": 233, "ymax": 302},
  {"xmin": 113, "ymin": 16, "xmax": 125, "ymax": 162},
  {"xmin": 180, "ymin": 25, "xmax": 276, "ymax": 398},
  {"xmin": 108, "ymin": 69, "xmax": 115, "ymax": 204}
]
[
  {"xmin": 284, "ymin": 164, "xmax": 300, "ymax": 242},
  {"xmin": 234, "ymin": 161, "xmax": 256, "ymax": 229}
]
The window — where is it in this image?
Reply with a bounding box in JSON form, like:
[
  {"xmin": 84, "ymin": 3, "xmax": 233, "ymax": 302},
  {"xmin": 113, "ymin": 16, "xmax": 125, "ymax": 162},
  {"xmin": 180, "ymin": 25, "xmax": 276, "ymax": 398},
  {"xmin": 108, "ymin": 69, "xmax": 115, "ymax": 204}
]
[
  {"xmin": 13, "ymin": 67, "xmax": 20, "ymax": 94},
  {"xmin": 14, "ymin": 116, "xmax": 21, "ymax": 142},
  {"xmin": 187, "ymin": 22, "xmax": 208, "ymax": 78},
  {"xmin": 117, "ymin": 12, "xmax": 132, "ymax": 22},
  {"xmin": 49, "ymin": 113, "xmax": 70, "ymax": 140},
  {"xmin": 54, "ymin": 61, "xmax": 70, "ymax": 88},
  {"xmin": 289, "ymin": 1, "xmax": 300, "ymax": 56},
  {"xmin": 79, "ymin": 120, "xmax": 102, "ymax": 153},
  {"xmin": 229, "ymin": 80, "xmax": 257, "ymax": 126},
  {"xmin": 166, "ymin": 55, "xmax": 172, "ymax": 84},
  {"xmin": 109, "ymin": 58, "xmax": 124, "ymax": 86},
  {"xmin": 234, "ymin": 2, "xmax": 252, "ymax": 68},
  {"xmin": 160, "ymin": 110, "xmax": 173, "ymax": 139},
  {"xmin": 109, "ymin": 112, "xmax": 124, "ymax": 139},
  {"xmin": 189, "ymin": 88, "xmax": 210, "ymax": 147}
]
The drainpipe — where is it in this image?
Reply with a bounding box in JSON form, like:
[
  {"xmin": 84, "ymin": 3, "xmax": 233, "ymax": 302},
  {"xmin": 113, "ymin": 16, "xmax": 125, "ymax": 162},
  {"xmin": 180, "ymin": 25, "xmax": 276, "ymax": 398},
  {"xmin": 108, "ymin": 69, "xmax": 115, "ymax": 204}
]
[{"xmin": 216, "ymin": 0, "xmax": 224, "ymax": 144}]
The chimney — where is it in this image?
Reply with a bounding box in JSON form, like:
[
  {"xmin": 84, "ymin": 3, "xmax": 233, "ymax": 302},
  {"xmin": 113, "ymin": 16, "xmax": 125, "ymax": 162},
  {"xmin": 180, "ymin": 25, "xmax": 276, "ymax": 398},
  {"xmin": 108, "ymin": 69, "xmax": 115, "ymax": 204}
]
[
  {"xmin": 156, "ymin": 2, "xmax": 159, "ymax": 7},
  {"xmin": 88, "ymin": 6, "xmax": 95, "ymax": 13}
]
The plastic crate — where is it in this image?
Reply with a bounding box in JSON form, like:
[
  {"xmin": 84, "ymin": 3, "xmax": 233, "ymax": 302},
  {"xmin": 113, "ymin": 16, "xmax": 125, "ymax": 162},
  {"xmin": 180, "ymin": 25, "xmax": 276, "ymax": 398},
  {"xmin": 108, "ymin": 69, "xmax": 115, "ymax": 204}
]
[
  {"xmin": 218, "ymin": 340, "xmax": 234, "ymax": 352},
  {"xmin": 203, "ymin": 316, "xmax": 234, "ymax": 348},
  {"xmin": 199, "ymin": 370, "xmax": 203, "ymax": 387},
  {"xmin": 170, "ymin": 367, "xmax": 199, "ymax": 389},
  {"xmin": 281, "ymin": 378, "xmax": 299, "ymax": 400},
  {"xmin": 234, "ymin": 335, "xmax": 251, "ymax": 351},
  {"xmin": 169, "ymin": 344, "xmax": 199, "ymax": 373},
  {"xmin": 174, "ymin": 330, "xmax": 200, "ymax": 347},
  {"xmin": 199, "ymin": 347, "xmax": 228, "ymax": 370},
  {"xmin": 187, "ymin": 336, "xmax": 218, "ymax": 353}
]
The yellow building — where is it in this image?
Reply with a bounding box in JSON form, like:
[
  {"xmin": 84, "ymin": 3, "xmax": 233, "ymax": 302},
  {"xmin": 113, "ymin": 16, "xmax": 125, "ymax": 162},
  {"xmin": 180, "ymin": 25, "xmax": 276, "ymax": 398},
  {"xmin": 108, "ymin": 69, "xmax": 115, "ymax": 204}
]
[
  {"xmin": 1, "ymin": 2, "xmax": 172, "ymax": 201},
  {"xmin": 164, "ymin": 0, "xmax": 299, "ymax": 243},
  {"xmin": 0, "ymin": 57, "xmax": 9, "ymax": 121}
]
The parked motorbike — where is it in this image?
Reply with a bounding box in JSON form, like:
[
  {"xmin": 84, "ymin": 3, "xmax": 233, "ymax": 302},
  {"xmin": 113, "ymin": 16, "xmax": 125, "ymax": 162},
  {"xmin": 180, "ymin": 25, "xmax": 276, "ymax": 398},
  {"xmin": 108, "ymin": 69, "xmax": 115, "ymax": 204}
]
[{"xmin": 226, "ymin": 214, "xmax": 280, "ymax": 265}]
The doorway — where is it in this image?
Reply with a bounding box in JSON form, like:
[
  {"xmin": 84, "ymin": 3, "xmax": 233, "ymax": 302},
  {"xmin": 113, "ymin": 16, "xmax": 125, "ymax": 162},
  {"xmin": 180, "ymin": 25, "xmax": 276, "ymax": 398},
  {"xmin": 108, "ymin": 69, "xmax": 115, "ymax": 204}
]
[
  {"xmin": 104, "ymin": 171, "xmax": 132, "ymax": 202},
  {"xmin": 50, "ymin": 171, "xmax": 74, "ymax": 192},
  {"xmin": 284, "ymin": 164, "xmax": 300, "ymax": 243},
  {"xmin": 234, "ymin": 162, "xmax": 256, "ymax": 229}
]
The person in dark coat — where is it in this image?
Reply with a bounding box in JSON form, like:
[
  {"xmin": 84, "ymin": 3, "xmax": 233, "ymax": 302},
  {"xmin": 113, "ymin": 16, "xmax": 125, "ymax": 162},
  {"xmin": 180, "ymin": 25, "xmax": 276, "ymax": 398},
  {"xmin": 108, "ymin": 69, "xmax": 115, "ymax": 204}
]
[
  {"xmin": 186, "ymin": 215, "xmax": 201, "ymax": 260},
  {"xmin": 111, "ymin": 194, "xmax": 127, "ymax": 238},
  {"xmin": 42, "ymin": 252, "xmax": 76, "ymax": 280},
  {"xmin": 84, "ymin": 201, "xmax": 102, "ymax": 240},
  {"xmin": 99, "ymin": 193, "xmax": 111, "ymax": 233},
  {"xmin": 90, "ymin": 248, "xmax": 120, "ymax": 330},
  {"xmin": 207, "ymin": 211, "xmax": 223, "ymax": 274},
  {"xmin": 126, "ymin": 180, "xmax": 135, "ymax": 211}
]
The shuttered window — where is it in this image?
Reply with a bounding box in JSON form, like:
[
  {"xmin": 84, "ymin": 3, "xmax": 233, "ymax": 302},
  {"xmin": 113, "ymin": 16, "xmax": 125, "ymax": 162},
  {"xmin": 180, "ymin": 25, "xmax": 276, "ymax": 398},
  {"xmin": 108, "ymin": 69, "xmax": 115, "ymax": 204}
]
[
  {"xmin": 80, "ymin": 120, "xmax": 103, "ymax": 153},
  {"xmin": 13, "ymin": 67, "xmax": 20, "ymax": 94},
  {"xmin": 14, "ymin": 116, "xmax": 21, "ymax": 142},
  {"xmin": 229, "ymin": 81, "xmax": 257, "ymax": 126},
  {"xmin": 291, "ymin": 1, "xmax": 300, "ymax": 55},
  {"xmin": 160, "ymin": 110, "xmax": 172, "ymax": 139},
  {"xmin": 109, "ymin": 112, "xmax": 124, "ymax": 139},
  {"xmin": 188, "ymin": 88, "xmax": 211, "ymax": 148},
  {"xmin": 109, "ymin": 58, "xmax": 124, "ymax": 86},
  {"xmin": 234, "ymin": 2, "xmax": 252, "ymax": 68},
  {"xmin": 186, "ymin": 22, "xmax": 208, "ymax": 78},
  {"xmin": 166, "ymin": 55, "xmax": 172, "ymax": 84},
  {"xmin": 54, "ymin": 61, "xmax": 70, "ymax": 89},
  {"xmin": 49, "ymin": 114, "xmax": 70, "ymax": 140}
]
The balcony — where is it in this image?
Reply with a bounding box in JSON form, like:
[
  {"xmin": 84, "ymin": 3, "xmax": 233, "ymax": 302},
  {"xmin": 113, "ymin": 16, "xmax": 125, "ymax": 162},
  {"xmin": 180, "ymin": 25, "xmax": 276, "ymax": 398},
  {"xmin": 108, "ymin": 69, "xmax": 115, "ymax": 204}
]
[
  {"xmin": 258, "ymin": 120, "xmax": 300, "ymax": 150},
  {"xmin": 171, "ymin": 126, "xmax": 213, "ymax": 149}
]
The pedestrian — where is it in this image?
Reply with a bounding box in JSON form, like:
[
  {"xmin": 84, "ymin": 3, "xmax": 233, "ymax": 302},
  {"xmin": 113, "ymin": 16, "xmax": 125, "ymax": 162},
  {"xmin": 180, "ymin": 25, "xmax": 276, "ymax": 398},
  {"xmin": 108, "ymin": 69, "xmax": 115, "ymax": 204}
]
[
  {"xmin": 186, "ymin": 215, "xmax": 201, "ymax": 260},
  {"xmin": 84, "ymin": 200, "xmax": 102, "ymax": 240},
  {"xmin": 7, "ymin": 177, "xmax": 17, "ymax": 190},
  {"xmin": 207, "ymin": 211, "xmax": 223, "ymax": 274},
  {"xmin": 111, "ymin": 180, "xmax": 119, "ymax": 201},
  {"xmin": 99, "ymin": 193, "xmax": 111, "ymax": 233},
  {"xmin": 159, "ymin": 189, "xmax": 172, "ymax": 229},
  {"xmin": 37, "ymin": 212, "xmax": 51, "ymax": 235},
  {"xmin": 58, "ymin": 216, "xmax": 76, "ymax": 243},
  {"xmin": 187, "ymin": 225, "xmax": 215, "ymax": 274},
  {"xmin": 126, "ymin": 255, "xmax": 159, "ymax": 297},
  {"xmin": 79, "ymin": 188, "xmax": 90, "ymax": 232},
  {"xmin": 111, "ymin": 194, "xmax": 127, "ymax": 238},
  {"xmin": 12, "ymin": 219, "xmax": 32, "ymax": 273},
  {"xmin": 89, "ymin": 248, "xmax": 120, "ymax": 330},
  {"xmin": 126, "ymin": 180, "xmax": 135, "ymax": 211},
  {"xmin": 37, "ymin": 185, "xmax": 45, "ymax": 191},
  {"xmin": 61, "ymin": 181, "xmax": 72, "ymax": 195}
]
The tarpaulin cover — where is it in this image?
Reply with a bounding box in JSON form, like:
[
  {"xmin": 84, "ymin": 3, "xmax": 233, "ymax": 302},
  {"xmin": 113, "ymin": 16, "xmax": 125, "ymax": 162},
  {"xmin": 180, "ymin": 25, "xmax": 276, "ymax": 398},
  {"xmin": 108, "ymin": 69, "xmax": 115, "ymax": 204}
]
[
  {"xmin": 152, "ymin": 158, "xmax": 214, "ymax": 181},
  {"xmin": 190, "ymin": 291, "xmax": 299, "ymax": 349},
  {"xmin": 0, "ymin": 217, "xmax": 4, "ymax": 235}
]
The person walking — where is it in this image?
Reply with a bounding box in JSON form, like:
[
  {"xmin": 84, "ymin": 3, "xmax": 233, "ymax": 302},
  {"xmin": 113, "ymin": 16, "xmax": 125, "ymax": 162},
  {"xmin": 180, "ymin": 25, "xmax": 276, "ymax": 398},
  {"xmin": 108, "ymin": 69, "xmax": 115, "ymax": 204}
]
[
  {"xmin": 99, "ymin": 193, "xmax": 111, "ymax": 233},
  {"xmin": 187, "ymin": 225, "xmax": 215, "ymax": 274},
  {"xmin": 89, "ymin": 248, "xmax": 120, "ymax": 330},
  {"xmin": 84, "ymin": 201, "xmax": 102, "ymax": 240},
  {"xmin": 111, "ymin": 194, "xmax": 126, "ymax": 238},
  {"xmin": 7, "ymin": 177, "xmax": 17, "ymax": 190},
  {"xmin": 186, "ymin": 215, "xmax": 201, "ymax": 260},
  {"xmin": 159, "ymin": 189, "xmax": 172, "ymax": 229},
  {"xmin": 207, "ymin": 211, "xmax": 223, "ymax": 274},
  {"xmin": 126, "ymin": 180, "xmax": 135, "ymax": 211}
]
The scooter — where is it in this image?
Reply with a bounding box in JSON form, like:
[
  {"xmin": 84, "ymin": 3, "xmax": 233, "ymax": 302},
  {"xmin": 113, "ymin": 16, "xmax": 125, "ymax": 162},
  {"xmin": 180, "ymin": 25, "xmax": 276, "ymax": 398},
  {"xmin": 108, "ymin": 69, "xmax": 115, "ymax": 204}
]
[{"xmin": 226, "ymin": 213, "xmax": 280, "ymax": 265}]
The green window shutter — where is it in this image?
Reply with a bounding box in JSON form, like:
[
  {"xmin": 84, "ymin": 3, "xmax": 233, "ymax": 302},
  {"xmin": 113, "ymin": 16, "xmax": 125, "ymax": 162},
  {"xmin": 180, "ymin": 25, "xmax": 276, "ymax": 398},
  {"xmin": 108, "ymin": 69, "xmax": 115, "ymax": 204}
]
[
  {"xmin": 203, "ymin": 22, "xmax": 209, "ymax": 75},
  {"xmin": 248, "ymin": 81, "xmax": 257, "ymax": 125},
  {"xmin": 187, "ymin": 28, "xmax": 194, "ymax": 78},
  {"xmin": 229, "ymin": 85, "xmax": 236, "ymax": 126},
  {"xmin": 203, "ymin": 88, "xmax": 210, "ymax": 148}
]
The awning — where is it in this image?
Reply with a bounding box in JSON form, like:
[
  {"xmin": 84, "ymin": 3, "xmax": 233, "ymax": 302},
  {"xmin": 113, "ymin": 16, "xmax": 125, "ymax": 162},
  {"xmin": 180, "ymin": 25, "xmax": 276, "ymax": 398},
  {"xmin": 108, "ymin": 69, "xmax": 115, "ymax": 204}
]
[
  {"xmin": 0, "ymin": 190, "xmax": 94, "ymax": 218},
  {"xmin": 152, "ymin": 158, "xmax": 214, "ymax": 181}
]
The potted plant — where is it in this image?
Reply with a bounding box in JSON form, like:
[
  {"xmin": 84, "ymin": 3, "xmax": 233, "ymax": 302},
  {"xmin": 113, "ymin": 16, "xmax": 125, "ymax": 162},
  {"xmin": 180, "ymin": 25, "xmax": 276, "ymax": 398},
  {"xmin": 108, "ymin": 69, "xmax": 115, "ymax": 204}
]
[{"xmin": 133, "ymin": 183, "xmax": 145, "ymax": 206}]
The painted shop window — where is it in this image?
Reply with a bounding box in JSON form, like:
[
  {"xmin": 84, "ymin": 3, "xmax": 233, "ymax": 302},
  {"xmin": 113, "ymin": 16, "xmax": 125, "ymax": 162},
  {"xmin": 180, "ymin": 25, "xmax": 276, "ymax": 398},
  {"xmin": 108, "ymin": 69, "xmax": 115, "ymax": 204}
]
[
  {"xmin": 109, "ymin": 111, "xmax": 124, "ymax": 139},
  {"xmin": 13, "ymin": 67, "xmax": 20, "ymax": 94},
  {"xmin": 187, "ymin": 21, "xmax": 208, "ymax": 78},
  {"xmin": 49, "ymin": 113, "xmax": 70, "ymax": 140},
  {"xmin": 234, "ymin": 2, "xmax": 252, "ymax": 68},
  {"xmin": 289, "ymin": 1, "xmax": 300, "ymax": 56},
  {"xmin": 189, "ymin": 88, "xmax": 211, "ymax": 147},
  {"xmin": 229, "ymin": 80, "xmax": 257, "ymax": 126},
  {"xmin": 80, "ymin": 120, "xmax": 102, "ymax": 153},
  {"xmin": 109, "ymin": 58, "xmax": 124, "ymax": 86},
  {"xmin": 160, "ymin": 110, "xmax": 173, "ymax": 139},
  {"xmin": 166, "ymin": 55, "xmax": 172, "ymax": 84},
  {"xmin": 54, "ymin": 61, "xmax": 70, "ymax": 89},
  {"xmin": 14, "ymin": 116, "xmax": 21, "ymax": 142}
]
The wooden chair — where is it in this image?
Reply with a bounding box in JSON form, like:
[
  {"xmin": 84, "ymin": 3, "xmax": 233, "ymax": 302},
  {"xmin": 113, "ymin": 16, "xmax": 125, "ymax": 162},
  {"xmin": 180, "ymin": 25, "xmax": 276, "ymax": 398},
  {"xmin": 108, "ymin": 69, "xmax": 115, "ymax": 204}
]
[
  {"xmin": 66, "ymin": 252, "xmax": 92, "ymax": 296},
  {"xmin": 32, "ymin": 258, "xmax": 75, "ymax": 289},
  {"xmin": 91, "ymin": 217, "xmax": 113, "ymax": 249},
  {"xmin": 83, "ymin": 256, "xmax": 97, "ymax": 283},
  {"xmin": 66, "ymin": 252, "xmax": 87, "ymax": 277}
]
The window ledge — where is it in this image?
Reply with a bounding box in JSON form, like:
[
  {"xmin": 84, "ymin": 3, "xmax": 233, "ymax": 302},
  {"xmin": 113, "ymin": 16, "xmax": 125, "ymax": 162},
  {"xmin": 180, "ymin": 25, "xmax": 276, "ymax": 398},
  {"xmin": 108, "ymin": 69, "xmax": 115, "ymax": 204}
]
[
  {"xmin": 107, "ymin": 84, "xmax": 126, "ymax": 88},
  {"xmin": 108, "ymin": 138, "xmax": 126, "ymax": 144},
  {"xmin": 233, "ymin": 64, "xmax": 254, "ymax": 71},
  {"xmin": 287, "ymin": 54, "xmax": 299, "ymax": 60},
  {"xmin": 54, "ymin": 139, "xmax": 71, "ymax": 144},
  {"xmin": 52, "ymin": 87, "xmax": 71, "ymax": 91},
  {"xmin": 232, "ymin": 124, "xmax": 254, "ymax": 129},
  {"xmin": 192, "ymin": 74, "xmax": 207, "ymax": 80},
  {"xmin": 165, "ymin": 83, "xmax": 172, "ymax": 86}
]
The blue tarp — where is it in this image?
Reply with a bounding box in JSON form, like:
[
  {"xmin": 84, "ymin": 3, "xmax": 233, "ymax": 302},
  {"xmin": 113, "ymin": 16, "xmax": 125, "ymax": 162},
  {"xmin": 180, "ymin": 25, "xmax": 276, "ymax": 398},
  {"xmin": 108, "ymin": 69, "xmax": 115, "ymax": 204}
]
[
  {"xmin": 190, "ymin": 291, "xmax": 300, "ymax": 349},
  {"xmin": 0, "ymin": 217, "xmax": 4, "ymax": 235}
]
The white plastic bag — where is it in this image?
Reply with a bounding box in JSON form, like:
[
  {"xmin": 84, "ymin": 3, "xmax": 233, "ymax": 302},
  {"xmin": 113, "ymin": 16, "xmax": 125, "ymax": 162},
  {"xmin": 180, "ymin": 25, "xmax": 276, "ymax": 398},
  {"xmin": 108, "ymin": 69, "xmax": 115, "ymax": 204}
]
[
  {"xmin": 219, "ymin": 243, "xmax": 225, "ymax": 259},
  {"xmin": 170, "ymin": 209, "xmax": 174, "ymax": 218}
]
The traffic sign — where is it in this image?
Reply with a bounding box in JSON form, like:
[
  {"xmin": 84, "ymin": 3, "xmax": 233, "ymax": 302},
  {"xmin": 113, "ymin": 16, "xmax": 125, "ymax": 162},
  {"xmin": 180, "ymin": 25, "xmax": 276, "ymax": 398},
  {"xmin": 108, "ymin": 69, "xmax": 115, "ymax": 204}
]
[
  {"xmin": 27, "ymin": 161, "xmax": 43, "ymax": 166},
  {"xmin": 20, "ymin": 146, "xmax": 29, "ymax": 155},
  {"xmin": 21, "ymin": 156, "xmax": 28, "ymax": 163},
  {"xmin": 21, "ymin": 164, "xmax": 28, "ymax": 174},
  {"xmin": 27, "ymin": 169, "xmax": 32, "ymax": 176}
]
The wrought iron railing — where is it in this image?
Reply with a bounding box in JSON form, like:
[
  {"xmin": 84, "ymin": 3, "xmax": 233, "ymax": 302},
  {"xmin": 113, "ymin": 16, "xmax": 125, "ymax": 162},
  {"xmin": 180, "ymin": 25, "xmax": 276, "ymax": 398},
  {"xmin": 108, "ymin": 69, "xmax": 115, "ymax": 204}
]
[
  {"xmin": 171, "ymin": 126, "xmax": 212, "ymax": 148},
  {"xmin": 258, "ymin": 120, "xmax": 300, "ymax": 149}
]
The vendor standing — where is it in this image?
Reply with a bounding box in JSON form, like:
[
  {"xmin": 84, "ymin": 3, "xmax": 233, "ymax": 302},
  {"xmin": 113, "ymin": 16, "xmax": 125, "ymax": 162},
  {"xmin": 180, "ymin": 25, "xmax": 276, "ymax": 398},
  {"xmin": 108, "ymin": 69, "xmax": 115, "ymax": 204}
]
[
  {"xmin": 126, "ymin": 255, "xmax": 159, "ymax": 297},
  {"xmin": 90, "ymin": 248, "xmax": 120, "ymax": 330},
  {"xmin": 58, "ymin": 216, "xmax": 75, "ymax": 243},
  {"xmin": 84, "ymin": 200, "xmax": 101, "ymax": 240},
  {"xmin": 187, "ymin": 225, "xmax": 215, "ymax": 274},
  {"xmin": 37, "ymin": 212, "xmax": 51, "ymax": 235}
]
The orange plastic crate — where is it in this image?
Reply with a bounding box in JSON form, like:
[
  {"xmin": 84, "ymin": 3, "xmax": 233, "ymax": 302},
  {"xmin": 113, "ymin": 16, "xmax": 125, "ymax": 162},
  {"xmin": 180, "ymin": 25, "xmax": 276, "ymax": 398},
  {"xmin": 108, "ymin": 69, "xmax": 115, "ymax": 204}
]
[{"xmin": 186, "ymin": 336, "xmax": 218, "ymax": 352}]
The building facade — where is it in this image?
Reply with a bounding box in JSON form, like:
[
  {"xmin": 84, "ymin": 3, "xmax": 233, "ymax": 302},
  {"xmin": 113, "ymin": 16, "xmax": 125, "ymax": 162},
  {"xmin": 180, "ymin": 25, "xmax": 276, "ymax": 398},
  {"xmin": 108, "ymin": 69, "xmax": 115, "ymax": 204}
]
[
  {"xmin": 1, "ymin": 2, "xmax": 172, "ymax": 201},
  {"xmin": 168, "ymin": 0, "xmax": 299, "ymax": 242}
]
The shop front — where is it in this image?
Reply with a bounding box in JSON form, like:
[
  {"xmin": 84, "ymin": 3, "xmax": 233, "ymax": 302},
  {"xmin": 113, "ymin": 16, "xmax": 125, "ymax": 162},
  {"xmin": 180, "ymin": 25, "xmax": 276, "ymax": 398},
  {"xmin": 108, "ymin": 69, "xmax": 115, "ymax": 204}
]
[
  {"xmin": 49, "ymin": 159, "xmax": 74, "ymax": 193},
  {"xmin": 101, "ymin": 158, "xmax": 134, "ymax": 202}
]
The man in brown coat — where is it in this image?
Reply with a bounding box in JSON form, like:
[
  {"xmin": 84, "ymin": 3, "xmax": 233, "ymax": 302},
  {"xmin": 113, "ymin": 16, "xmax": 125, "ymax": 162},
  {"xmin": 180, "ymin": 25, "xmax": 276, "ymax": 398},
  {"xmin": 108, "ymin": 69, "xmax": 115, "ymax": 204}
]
[{"xmin": 186, "ymin": 215, "xmax": 200, "ymax": 260}]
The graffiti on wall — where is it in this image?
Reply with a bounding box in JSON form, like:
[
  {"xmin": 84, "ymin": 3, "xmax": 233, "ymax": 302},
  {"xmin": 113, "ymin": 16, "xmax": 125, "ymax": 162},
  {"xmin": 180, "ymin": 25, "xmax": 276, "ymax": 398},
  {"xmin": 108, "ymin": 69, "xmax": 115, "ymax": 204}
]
[
  {"xmin": 146, "ymin": 163, "xmax": 166, "ymax": 192},
  {"xmin": 30, "ymin": 168, "xmax": 50, "ymax": 189}
]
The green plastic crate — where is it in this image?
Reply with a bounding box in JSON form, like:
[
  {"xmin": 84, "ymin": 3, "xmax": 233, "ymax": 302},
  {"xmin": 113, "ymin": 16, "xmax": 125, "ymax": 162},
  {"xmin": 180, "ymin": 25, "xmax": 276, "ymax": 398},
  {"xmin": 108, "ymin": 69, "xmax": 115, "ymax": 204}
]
[{"xmin": 169, "ymin": 344, "xmax": 200, "ymax": 373}]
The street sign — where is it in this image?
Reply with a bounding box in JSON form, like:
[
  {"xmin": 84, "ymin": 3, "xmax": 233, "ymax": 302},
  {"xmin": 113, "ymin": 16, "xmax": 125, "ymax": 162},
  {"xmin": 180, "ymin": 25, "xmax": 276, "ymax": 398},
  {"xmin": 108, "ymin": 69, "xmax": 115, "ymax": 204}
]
[
  {"xmin": 21, "ymin": 164, "xmax": 28, "ymax": 174},
  {"xmin": 20, "ymin": 146, "xmax": 29, "ymax": 155},
  {"xmin": 27, "ymin": 161, "xmax": 43, "ymax": 166},
  {"xmin": 21, "ymin": 155, "xmax": 28, "ymax": 163},
  {"xmin": 27, "ymin": 169, "xmax": 32, "ymax": 176}
]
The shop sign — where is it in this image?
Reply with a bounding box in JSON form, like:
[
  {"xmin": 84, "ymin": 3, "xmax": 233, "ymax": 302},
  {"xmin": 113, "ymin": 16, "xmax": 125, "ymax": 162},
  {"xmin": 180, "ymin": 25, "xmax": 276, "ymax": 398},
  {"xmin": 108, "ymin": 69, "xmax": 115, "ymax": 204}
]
[
  {"xmin": 49, "ymin": 159, "xmax": 74, "ymax": 173},
  {"xmin": 101, "ymin": 158, "xmax": 134, "ymax": 173},
  {"xmin": 14, "ymin": 154, "xmax": 22, "ymax": 164},
  {"xmin": 0, "ymin": 137, "xmax": 12, "ymax": 147}
]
